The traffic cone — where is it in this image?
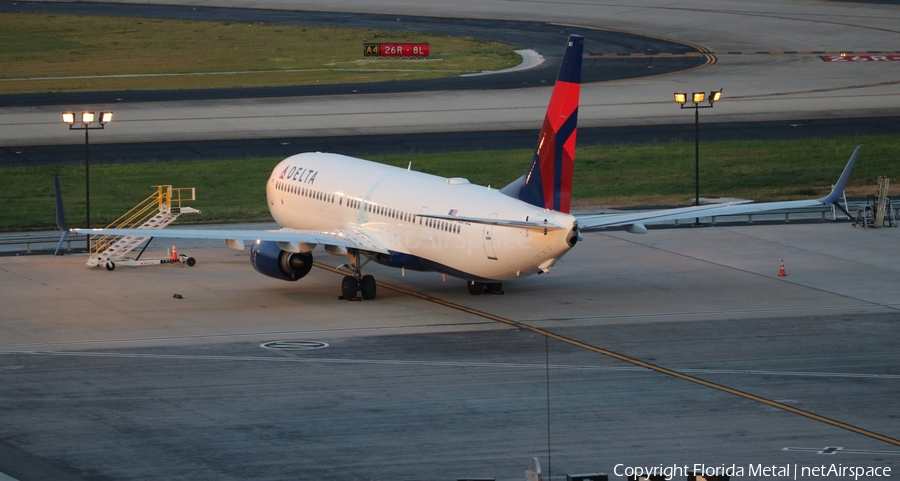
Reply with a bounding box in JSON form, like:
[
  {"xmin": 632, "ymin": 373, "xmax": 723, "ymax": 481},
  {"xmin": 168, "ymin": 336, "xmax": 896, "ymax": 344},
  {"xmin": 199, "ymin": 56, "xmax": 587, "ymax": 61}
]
[
  {"xmin": 778, "ymin": 260, "xmax": 786, "ymax": 277},
  {"xmin": 171, "ymin": 244, "xmax": 178, "ymax": 261}
]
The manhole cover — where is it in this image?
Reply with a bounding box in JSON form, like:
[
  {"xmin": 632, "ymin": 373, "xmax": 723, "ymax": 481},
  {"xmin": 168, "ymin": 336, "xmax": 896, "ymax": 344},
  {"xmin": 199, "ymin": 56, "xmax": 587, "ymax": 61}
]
[{"xmin": 260, "ymin": 340, "xmax": 329, "ymax": 351}]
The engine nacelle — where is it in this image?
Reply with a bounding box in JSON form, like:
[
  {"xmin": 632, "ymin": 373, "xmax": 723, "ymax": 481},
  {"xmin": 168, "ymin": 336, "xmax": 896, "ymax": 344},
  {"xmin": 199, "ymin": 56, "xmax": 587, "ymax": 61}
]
[{"xmin": 250, "ymin": 240, "xmax": 313, "ymax": 281}]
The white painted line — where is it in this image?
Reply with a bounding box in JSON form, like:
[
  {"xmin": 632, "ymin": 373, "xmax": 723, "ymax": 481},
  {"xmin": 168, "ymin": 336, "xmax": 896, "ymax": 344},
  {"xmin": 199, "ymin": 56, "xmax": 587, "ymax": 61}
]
[
  {"xmin": 784, "ymin": 446, "xmax": 900, "ymax": 456},
  {"xmin": 0, "ymin": 320, "xmax": 493, "ymax": 350},
  {"xmin": 521, "ymin": 303, "xmax": 884, "ymax": 323},
  {"xmin": 462, "ymin": 49, "xmax": 545, "ymax": 77},
  {"xmin": 3, "ymin": 351, "xmax": 899, "ymax": 379}
]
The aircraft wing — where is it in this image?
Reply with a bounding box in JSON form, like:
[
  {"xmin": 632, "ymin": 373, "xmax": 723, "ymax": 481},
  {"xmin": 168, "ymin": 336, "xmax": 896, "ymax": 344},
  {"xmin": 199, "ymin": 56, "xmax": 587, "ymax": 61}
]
[
  {"xmin": 577, "ymin": 144, "xmax": 862, "ymax": 233},
  {"xmin": 68, "ymin": 226, "xmax": 391, "ymax": 254}
]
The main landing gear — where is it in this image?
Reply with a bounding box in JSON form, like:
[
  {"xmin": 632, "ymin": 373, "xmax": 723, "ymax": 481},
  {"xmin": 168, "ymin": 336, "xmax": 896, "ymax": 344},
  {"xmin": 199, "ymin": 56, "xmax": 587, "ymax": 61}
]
[
  {"xmin": 466, "ymin": 280, "xmax": 504, "ymax": 296},
  {"xmin": 339, "ymin": 250, "xmax": 377, "ymax": 300}
]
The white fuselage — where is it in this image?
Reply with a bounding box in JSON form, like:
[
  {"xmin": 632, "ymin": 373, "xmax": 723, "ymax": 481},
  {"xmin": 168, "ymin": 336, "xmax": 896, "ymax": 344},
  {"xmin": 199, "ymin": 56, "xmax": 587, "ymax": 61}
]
[{"xmin": 266, "ymin": 152, "xmax": 577, "ymax": 281}]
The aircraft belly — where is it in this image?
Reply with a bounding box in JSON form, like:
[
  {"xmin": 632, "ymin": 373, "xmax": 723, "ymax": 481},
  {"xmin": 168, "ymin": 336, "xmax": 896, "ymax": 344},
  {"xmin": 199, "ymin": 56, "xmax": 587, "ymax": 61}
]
[{"xmin": 396, "ymin": 222, "xmax": 565, "ymax": 281}]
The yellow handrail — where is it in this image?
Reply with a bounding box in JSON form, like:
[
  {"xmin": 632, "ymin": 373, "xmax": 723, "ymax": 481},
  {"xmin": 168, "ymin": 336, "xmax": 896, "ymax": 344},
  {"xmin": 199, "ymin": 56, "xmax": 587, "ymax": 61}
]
[{"xmin": 89, "ymin": 185, "xmax": 196, "ymax": 257}]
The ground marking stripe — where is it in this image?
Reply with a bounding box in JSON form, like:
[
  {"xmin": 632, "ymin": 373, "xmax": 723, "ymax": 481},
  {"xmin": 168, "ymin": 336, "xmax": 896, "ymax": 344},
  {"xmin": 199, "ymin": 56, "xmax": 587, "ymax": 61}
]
[
  {"xmin": 4, "ymin": 350, "xmax": 896, "ymax": 380},
  {"xmin": 783, "ymin": 446, "xmax": 900, "ymax": 456},
  {"xmin": 314, "ymin": 263, "xmax": 900, "ymax": 447}
]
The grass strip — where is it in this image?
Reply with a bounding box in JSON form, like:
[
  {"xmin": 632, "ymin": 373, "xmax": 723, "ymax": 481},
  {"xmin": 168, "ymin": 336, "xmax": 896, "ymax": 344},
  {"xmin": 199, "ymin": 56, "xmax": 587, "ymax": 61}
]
[
  {"xmin": 0, "ymin": 13, "xmax": 519, "ymax": 94},
  {"xmin": 2, "ymin": 135, "xmax": 897, "ymax": 232}
]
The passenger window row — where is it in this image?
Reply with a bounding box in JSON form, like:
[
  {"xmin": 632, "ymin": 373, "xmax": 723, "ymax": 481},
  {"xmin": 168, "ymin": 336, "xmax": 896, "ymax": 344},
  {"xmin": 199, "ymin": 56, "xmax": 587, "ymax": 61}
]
[
  {"xmin": 275, "ymin": 181, "xmax": 335, "ymax": 204},
  {"xmin": 276, "ymin": 181, "xmax": 460, "ymax": 234}
]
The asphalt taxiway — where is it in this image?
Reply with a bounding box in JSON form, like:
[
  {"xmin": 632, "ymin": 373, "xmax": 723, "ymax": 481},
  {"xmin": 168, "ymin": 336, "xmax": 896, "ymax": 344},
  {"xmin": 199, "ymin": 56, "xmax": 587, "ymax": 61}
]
[{"xmin": 1, "ymin": 223, "xmax": 898, "ymax": 480}]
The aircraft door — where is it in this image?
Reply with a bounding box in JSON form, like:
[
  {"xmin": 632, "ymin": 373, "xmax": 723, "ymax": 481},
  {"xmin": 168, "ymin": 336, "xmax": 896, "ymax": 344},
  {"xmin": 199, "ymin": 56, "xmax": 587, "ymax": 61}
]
[
  {"xmin": 483, "ymin": 213, "xmax": 498, "ymax": 260},
  {"xmin": 357, "ymin": 197, "xmax": 369, "ymax": 222}
]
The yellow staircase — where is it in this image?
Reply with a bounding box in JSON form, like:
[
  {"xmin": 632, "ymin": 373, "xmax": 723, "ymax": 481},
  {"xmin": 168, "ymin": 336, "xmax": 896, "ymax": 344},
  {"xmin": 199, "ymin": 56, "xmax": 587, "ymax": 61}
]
[
  {"xmin": 87, "ymin": 185, "xmax": 199, "ymax": 267},
  {"xmin": 874, "ymin": 176, "xmax": 894, "ymax": 228}
]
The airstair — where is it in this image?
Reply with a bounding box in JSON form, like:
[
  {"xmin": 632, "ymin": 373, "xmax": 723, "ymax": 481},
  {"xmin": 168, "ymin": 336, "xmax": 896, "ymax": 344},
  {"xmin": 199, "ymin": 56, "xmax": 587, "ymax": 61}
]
[
  {"xmin": 853, "ymin": 176, "xmax": 896, "ymax": 228},
  {"xmin": 87, "ymin": 185, "xmax": 199, "ymax": 267},
  {"xmin": 874, "ymin": 176, "xmax": 895, "ymax": 228}
]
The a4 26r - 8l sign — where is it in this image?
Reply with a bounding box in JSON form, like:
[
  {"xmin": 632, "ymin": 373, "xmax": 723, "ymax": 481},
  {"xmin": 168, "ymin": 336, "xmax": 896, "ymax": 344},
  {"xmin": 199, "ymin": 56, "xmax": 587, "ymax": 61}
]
[{"xmin": 364, "ymin": 43, "xmax": 430, "ymax": 57}]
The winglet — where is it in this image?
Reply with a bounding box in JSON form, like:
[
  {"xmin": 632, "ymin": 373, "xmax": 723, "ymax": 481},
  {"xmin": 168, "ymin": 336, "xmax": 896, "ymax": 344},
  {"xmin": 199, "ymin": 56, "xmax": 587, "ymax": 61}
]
[
  {"xmin": 54, "ymin": 174, "xmax": 67, "ymax": 231},
  {"xmin": 819, "ymin": 145, "xmax": 862, "ymax": 205},
  {"xmin": 53, "ymin": 174, "xmax": 68, "ymax": 256}
]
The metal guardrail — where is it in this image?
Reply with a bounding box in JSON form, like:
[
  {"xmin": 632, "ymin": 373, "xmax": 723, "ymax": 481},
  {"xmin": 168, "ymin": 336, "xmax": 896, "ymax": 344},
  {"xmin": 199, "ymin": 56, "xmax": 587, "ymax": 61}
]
[
  {"xmin": 694, "ymin": 201, "xmax": 899, "ymax": 226},
  {"xmin": 0, "ymin": 233, "xmax": 87, "ymax": 254},
  {"xmin": 698, "ymin": 205, "xmax": 839, "ymax": 226}
]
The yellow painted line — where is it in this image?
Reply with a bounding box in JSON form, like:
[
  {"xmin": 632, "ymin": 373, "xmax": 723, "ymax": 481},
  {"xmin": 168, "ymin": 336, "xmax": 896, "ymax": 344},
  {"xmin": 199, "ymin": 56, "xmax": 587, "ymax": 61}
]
[
  {"xmin": 585, "ymin": 50, "xmax": 900, "ymax": 58},
  {"xmin": 314, "ymin": 262, "xmax": 900, "ymax": 447}
]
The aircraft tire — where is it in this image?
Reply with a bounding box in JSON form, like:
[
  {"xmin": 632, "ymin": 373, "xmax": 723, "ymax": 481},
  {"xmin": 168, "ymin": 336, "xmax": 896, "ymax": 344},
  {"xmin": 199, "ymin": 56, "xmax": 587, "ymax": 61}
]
[
  {"xmin": 466, "ymin": 280, "xmax": 484, "ymax": 295},
  {"xmin": 341, "ymin": 275, "xmax": 359, "ymax": 300},
  {"xmin": 360, "ymin": 275, "xmax": 376, "ymax": 300},
  {"xmin": 186, "ymin": 257, "xmax": 196, "ymax": 267}
]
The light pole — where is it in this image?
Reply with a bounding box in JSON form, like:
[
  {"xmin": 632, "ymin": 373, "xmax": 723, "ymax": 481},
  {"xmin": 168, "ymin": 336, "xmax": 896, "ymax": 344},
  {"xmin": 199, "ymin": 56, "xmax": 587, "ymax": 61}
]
[
  {"xmin": 674, "ymin": 90, "xmax": 721, "ymax": 225},
  {"xmin": 62, "ymin": 111, "xmax": 113, "ymax": 250}
]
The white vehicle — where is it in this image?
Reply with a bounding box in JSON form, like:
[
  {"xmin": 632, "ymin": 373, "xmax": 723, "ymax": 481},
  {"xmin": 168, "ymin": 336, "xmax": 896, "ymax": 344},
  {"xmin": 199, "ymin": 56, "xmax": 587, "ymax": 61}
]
[{"xmin": 64, "ymin": 35, "xmax": 861, "ymax": 300}]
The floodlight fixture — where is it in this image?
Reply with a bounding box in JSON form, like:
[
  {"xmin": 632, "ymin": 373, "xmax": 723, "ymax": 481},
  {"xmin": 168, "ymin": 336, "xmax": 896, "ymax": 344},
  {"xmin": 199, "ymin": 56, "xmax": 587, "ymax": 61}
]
[
  {"xmin": 672, "ymin": 88, "xmax": 722, "ymax": 225},
  {"xmin": 61, "ymin": 109, "xmax": 113, "ymax": 250}
]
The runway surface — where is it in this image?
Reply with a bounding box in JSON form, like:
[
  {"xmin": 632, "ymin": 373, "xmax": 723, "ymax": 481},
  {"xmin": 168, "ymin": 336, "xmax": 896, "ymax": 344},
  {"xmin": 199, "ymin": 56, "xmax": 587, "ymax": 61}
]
[
  {"xmin": 1, "ymin": 223, "xmax": 899, "ymax": 480},
  {"xmin": 2, "ymin": 1, "xmax": 900, "ymax": 145}
]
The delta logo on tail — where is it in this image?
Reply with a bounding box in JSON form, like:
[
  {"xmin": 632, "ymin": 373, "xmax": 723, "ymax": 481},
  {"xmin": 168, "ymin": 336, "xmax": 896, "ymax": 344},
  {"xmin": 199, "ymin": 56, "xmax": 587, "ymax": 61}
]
[{"xmin": 517, "ymin": 35, "xmax": 582, "ymax": 214}]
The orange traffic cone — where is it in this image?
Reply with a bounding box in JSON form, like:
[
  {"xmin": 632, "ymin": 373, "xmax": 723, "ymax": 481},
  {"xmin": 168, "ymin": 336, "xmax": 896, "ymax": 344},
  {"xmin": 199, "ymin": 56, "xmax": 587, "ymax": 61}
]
[
  {"xmin": 778, "ymin": 260, "xmax": 786, "ymax": 277},
  {"xmin": 171, "ymin": 244, "xmax": 178, "ymax": 261}
]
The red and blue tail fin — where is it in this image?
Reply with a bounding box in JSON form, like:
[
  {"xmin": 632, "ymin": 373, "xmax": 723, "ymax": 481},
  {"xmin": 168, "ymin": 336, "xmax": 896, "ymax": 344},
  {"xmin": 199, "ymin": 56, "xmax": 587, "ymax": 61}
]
[{"xmin": 512, "ymin": 34, "xmax": 582, "ymax": 214}]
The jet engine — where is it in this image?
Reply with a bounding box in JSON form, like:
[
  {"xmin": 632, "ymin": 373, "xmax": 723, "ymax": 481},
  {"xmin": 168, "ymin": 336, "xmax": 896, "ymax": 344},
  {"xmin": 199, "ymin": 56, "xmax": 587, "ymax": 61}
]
[{"xmin": 250, "ymin": 241, "xmax": 313, "ymax": 281}]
